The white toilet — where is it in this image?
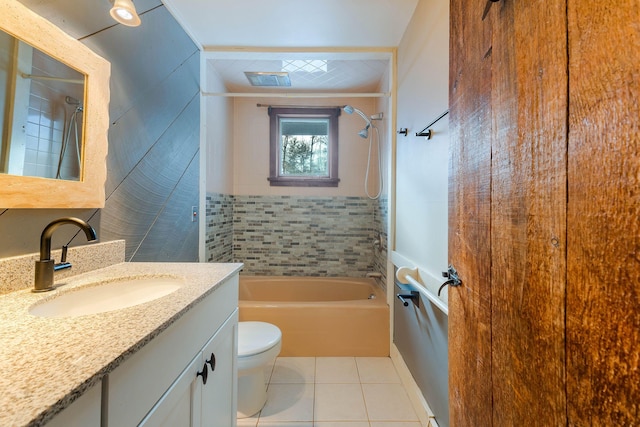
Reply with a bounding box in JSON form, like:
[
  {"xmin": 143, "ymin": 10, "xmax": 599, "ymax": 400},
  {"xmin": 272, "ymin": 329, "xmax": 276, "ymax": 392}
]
[{"xmin": 237, "ymin": 321, "xmax": 282, "ymax": 418}]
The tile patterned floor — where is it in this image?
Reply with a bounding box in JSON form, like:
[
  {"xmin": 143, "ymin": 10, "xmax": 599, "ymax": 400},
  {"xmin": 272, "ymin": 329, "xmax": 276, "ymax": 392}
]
[{"xmin": 237, "ymin": 357, "xmax": 422, "ymax": 427}]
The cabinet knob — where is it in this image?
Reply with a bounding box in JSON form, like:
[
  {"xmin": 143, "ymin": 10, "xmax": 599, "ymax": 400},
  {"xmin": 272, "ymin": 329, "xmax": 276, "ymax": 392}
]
[
  {"xmin": 206, "ymin": 353, "xmax": 216, "ymax": 371},
  {"xmin": 197, "ymin": 363, "xmax": 208, "ymax": 385}
]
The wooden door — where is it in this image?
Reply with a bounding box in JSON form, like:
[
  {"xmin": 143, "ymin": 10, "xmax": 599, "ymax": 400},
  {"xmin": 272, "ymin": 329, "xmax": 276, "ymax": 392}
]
[
  {"xmin": 449, "ymin": 0, "xmax": 568, "ymax": 424},
  {"xmin": 489, "ymin": 1, "xmax": 568, "ymax": 425},
  {"xmin": 450, "ymin": 0, "xmax": 640, "ymax": 425},
  {"xmin": 448, "ymin": 0, "xmax": 493, "ymax": 424},
  {"xmin": 566, "ymin": 1, "xmax": 640, "ymax": 424}
]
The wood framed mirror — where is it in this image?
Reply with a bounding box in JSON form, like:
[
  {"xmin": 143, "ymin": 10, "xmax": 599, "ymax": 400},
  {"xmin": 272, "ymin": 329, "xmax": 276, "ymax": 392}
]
[{"xmin": 0, "ymin": 0, "xmax": 110, "ymax": 208}]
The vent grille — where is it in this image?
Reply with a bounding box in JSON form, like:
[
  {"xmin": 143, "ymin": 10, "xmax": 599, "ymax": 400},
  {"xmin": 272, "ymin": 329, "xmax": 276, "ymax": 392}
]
[{"xmin": 244, "ymin": 71, "xmax": 291, "ymax": 87}]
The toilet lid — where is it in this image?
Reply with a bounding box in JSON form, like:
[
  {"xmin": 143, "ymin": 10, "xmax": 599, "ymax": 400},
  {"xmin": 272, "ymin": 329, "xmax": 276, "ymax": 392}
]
[{"xmin": 238, "ymin": 321, "xmax": 282, "ymax": 357}]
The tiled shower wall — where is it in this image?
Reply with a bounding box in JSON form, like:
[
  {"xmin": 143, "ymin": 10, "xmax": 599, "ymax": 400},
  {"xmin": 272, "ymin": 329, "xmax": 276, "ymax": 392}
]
[
  {"xmin": 373, "ymin": 195, "xmax": 389, "ymax": 290},
  {"xmin": 205, "ymin": 193, "xmax": 234, "ymax": 263},
  {"xmin": 23, "ymin": 50, "xmax": 84, "ymax": 180},
  {"xmin": 206, "ymin": 194, "xmax": 386, "ymax": 278}
]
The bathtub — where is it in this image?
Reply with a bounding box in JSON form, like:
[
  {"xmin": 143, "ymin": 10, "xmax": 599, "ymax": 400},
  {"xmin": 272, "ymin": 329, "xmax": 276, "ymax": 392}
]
[{"xmin": 239, "ymin": 276, "xmax": 389, "ymax": 357}]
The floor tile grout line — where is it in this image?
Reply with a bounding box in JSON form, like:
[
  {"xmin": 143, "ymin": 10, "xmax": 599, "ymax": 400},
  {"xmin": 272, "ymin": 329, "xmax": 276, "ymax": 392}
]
[
  {"xmin": 354, "ymin": 356, "xmax": 372, "ymax": 423},
  {"xmin": 247, "ymin": 356, "xmax": 418, "ymax": 426},
  {"xmin": 312, "ymin": 356, "xmax": 317, "ymax": 424}
]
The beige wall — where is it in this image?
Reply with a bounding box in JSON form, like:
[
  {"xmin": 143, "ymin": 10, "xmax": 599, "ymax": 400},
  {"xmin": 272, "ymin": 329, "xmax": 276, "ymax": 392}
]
[
  {"xmin": 232, "ymin": 96, "xmax": 382, "ymax": 197},
  {"xmin": 375, "ymin": 64, "xmax": 392, "ymax": 199}
]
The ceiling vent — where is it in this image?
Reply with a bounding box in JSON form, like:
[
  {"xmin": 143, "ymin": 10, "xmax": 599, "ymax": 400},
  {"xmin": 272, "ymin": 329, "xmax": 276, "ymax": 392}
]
[{"xmin": 244, "ymin": 71, "xmax": 291, "ymax": 87}]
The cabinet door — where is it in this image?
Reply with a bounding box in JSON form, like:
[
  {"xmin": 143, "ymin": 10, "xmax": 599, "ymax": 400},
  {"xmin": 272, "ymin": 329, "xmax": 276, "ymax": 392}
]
[
  {"xmin": 138, "ymin": 354, "xmax": 203, "ymax": 427},
  {"xmin": 199, "ymin": 310, "xmax": 238, "ymax": 427}
]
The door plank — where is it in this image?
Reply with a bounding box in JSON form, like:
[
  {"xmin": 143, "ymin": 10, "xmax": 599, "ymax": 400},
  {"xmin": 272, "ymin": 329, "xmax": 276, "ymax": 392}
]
[
  {"xmin": 448, "ymin": 0, "xmax": 493, "ymax": 425},
  {"xmin": 489, "ymin": 0, "xmax": 568, "ymax": 425},
  {"xmin": 567, "ymin": 1, "xmax": 640, "ymax": 424}
]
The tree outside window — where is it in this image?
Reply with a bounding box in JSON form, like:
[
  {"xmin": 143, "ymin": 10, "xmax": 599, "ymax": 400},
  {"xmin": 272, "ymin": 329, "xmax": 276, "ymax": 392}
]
[{"xmin": 268, "ymin": 107, "xmax": 340, "ymax": 187}]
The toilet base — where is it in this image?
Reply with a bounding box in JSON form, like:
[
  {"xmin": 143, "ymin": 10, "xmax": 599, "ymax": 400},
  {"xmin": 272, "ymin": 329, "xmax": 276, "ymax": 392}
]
[{"xmin": 237, "ymin": 370, "xmax": 267, "ymax": 418}]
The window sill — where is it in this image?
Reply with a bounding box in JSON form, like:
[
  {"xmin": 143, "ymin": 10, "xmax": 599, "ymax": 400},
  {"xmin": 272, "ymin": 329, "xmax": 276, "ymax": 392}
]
[{"xmin": 267, "ymin": 177, "xmax": 340, "ymax": 187}]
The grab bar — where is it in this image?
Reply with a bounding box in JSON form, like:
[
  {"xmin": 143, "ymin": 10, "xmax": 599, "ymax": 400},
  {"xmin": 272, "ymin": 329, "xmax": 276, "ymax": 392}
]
[{"xmin": 404, "ymin": 275, "xmax": 448, "ymax": 315}]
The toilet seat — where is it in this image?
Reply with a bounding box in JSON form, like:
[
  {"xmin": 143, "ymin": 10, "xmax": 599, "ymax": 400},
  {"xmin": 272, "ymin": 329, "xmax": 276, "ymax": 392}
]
[{"xmin": 238, "ymin": 321, "xmax": 282, "ymax": 357}]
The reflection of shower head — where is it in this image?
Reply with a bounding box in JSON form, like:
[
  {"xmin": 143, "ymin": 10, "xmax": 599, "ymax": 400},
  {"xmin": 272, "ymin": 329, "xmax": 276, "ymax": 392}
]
[
  {"xmin": 65, "ymin": 96, "xmax": 80, "ymax": 106},
  {"xmin": 65, "ymin": 96, "xmax": 83, "ymax": 112}
]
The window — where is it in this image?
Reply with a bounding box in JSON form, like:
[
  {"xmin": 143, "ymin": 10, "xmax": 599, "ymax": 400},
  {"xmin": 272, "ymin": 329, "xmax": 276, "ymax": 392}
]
[{"xmin": 268, "ymin": 107, "xmax": 340, "ymax": 187}]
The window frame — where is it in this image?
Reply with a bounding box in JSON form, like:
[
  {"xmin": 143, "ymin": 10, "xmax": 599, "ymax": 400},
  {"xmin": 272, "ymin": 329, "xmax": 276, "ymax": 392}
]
[{"xmin": 268, "ymin": 107, "xmax": 340, "ymax": 187}]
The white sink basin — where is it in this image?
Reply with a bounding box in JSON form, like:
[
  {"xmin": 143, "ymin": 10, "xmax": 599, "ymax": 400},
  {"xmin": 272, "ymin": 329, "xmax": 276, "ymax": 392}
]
[{"xmin": 29, "ymin": 276, "xmax": 185, "ymax": 318}]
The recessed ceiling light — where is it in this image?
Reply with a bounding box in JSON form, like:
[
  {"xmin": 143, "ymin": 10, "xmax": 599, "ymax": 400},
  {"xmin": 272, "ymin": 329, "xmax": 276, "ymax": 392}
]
[
  {"xmin": 110, "ymin": 0, "xmax": 141, "ymax": 27},
  {"xmin": 244, "ymin": 72, "xmax": 291, "ymax": 87},
  {"xmin": 282, "ymin": 60, "xmax": 328, "ymax": 73}
]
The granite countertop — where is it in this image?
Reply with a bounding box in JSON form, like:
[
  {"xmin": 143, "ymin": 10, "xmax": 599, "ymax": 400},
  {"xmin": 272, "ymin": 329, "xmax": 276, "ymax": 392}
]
[{"xmin": 0, "ymin": 262, "xmax": 243, "ymax": 427}]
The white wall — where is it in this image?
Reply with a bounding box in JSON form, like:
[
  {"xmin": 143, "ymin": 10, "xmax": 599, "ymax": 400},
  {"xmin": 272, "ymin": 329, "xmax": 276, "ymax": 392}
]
[
  {"xmin": 232, "ymin": 97, "xmax": 380, "ymax": 197},
  {"xmin": 394, "ymin": 0, "xmax": 449, "ymax": 294},
  {"xmin": 204, "ymin": 61, "xmax": 234, "ymax": 195}
]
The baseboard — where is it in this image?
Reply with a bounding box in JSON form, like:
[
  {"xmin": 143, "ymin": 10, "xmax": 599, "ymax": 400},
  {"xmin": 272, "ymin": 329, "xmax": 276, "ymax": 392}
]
[{"xmin": 390, "ymin": 343, "xmax": 439, "ymax": 427}]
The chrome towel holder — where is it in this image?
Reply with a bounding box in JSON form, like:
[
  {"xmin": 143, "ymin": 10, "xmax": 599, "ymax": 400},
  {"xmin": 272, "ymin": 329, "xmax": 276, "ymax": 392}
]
[{"xmin": 415, "ymin": 109, "xmax": 449, "ymax": 139}]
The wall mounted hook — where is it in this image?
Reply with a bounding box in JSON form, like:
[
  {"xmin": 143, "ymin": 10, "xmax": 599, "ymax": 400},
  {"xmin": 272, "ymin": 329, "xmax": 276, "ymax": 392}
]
[{"xmin": 416, "ymin": 129, "xmax": 433, "ymax": 139}]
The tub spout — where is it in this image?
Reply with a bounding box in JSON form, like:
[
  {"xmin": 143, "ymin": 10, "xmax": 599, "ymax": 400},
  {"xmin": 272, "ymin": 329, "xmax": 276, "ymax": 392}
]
[{"xmin": 366, "ymin": 272, "xmax": 382, "ymax": 278}]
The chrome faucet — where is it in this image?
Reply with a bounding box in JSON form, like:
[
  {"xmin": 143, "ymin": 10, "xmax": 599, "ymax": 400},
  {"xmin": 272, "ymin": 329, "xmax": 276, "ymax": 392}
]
[{"xmin": 33, "ymin": 217, "xmax": 97, "ymax": 292}]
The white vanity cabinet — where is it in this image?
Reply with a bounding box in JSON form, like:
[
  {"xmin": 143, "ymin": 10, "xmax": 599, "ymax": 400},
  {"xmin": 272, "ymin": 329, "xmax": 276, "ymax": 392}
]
[
  {"xmin": 45, "ymin": 383, "xmax": 102, "ymax": 427},
  {"xmin": 106, "ymin": 275, "xmax": 239, "ymax": 427},
  {"xmin": 139, "ymin": 312, "xmax": 238, "ymax": 427}
]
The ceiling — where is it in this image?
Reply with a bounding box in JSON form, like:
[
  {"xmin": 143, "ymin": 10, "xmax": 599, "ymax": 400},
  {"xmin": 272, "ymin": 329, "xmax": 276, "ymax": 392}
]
[
  {"xmin": 162, "ymin": 0, "xmax": 420, "ymax": 94},
  {"xmin": 204, "ymin": 52, "xmax": 392, "ymax": 94},
  {"xmin": 15, "ymin": 0, "xmax": 419, "ymax": 94}
]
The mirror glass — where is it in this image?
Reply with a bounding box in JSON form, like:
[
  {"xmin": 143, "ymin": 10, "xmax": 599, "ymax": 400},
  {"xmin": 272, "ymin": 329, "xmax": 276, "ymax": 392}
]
[{"xmin": 0, "ymin": 29, "xmax": 86, "ymax": 181}]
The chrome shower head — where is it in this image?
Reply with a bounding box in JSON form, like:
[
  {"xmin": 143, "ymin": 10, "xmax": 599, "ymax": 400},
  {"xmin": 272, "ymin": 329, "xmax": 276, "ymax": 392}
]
[
  {"xmin": 358, "ymin": 125, "xmax": 370, "ymax": 139},
  {"xmin": 343, "ymin": 105, "xmax": 372, "ymax": 127}
]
